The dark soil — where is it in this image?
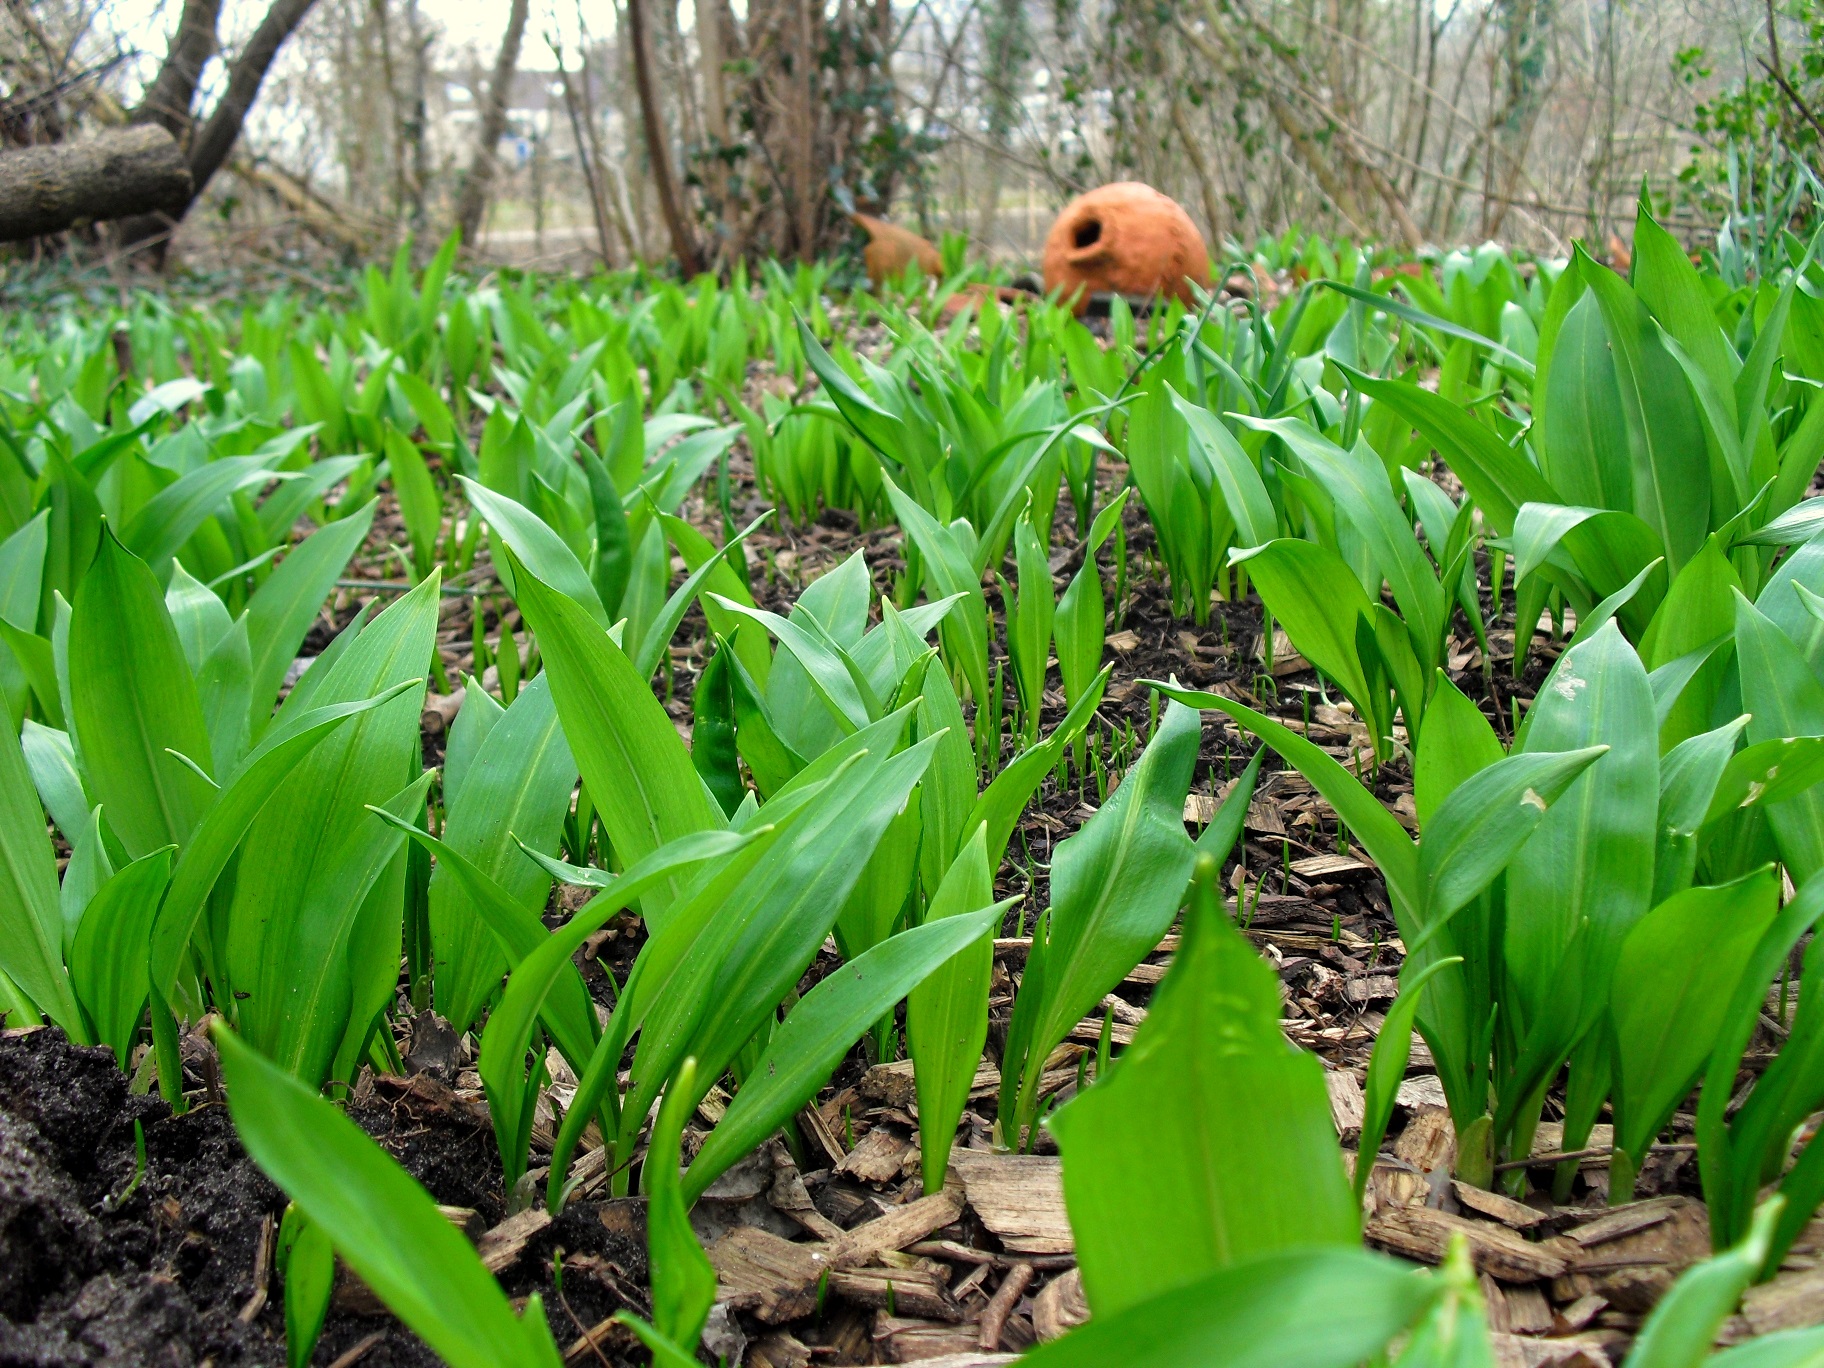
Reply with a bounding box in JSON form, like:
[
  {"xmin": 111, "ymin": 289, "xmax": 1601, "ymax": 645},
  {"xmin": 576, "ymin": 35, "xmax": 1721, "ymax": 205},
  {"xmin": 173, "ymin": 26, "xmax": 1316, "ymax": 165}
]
[{"xmin": 0, "ymin": 1029, "xmax": 648, "ymax": 1367}]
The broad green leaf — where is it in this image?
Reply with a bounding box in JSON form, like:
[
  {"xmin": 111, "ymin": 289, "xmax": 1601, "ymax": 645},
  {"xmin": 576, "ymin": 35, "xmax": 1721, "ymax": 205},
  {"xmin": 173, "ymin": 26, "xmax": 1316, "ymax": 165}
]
[
  {"xmin": 0, "ymin": 721, "xmax": 82, "ymax": 1036},
  {"xmin": 215, "ymin": 1027, "xmax": 563, "ymax": 1368},
  {"xmin": 122, "ymin": 453, "xmax": 284, "ymax": 574},
  {"xmin": 226, "ymin": 578, "xmax": 436, "ymax": 1082},
  {"xmin": 461, "ymin": 477, "xmax": 610, "ymax": 629},
  {"xmin": 69, "ymin": 846, "xmax": 173, "ymax": 1067},
  {"xmin": 648, "ymin": 1057, "xmax": 716, "ymax": 1350},
  {"xmin": 686, "ymin": 901, "xmax": 1002, "ymax": 1203},
  {"xmin": 508, "ymin": 549, "xmax": 721, "ymax": 924},
  {"xmin": 1735, "ymin": 591, "xmax": 1824, "ymax": 884},
  {"xmin": 1414, "ymin": 673, "xmax": 1503, "ymax": 826},
  {"xmin": 1539, "ymin": 289, "xmax": 1632, "ymax": 510},
  {"xmin": 244, "ymin": 502, "xmax": 377, "ymax": 734},
  {"xmin": 70, "ymin": 526, "xmax": 215, "ymax": 858},
  {"xmin": 431, "ymin": 674, "xmax": 578, "ymax": 1033},
  {"xmin": 907, "ymin": 828, "xmax": 1002, "ymax": 1194},
  {"xmin": 1337, "ymin": 366, "xmax": 1558, "ymax": 535},
  {"xmin": 1232, "ymin": 539, "xmax": 1376, "ymax": 710},
  {"xmin": 149, "ymin": 684, "xmax": 419, "ymax": 1003},
  {"xmin": 1170, "ymin": 391, "xmax": 1276, "ymax": 548},
  {"xmin": 382, "ymin": 426, "xmax": 441, "ymax": 579},
  {"xmin": 1357, "ymin": 956, "xmax": 1463, "ymax": 1204},
  {"xmin": 1610, "ymin": 868, "xmax": 1779, "ymax": 1198},
  {"xmin": 1003, "ymin": 700, "xmax": 1201, "ymax": 1138},
  {"xmin": 1505, "ymin": 621, "xmax": 1657, "ymax": 1081},
  {"xmin": 1049, "ymin": 857, "xmax": 1357, "ymax": 1316}
]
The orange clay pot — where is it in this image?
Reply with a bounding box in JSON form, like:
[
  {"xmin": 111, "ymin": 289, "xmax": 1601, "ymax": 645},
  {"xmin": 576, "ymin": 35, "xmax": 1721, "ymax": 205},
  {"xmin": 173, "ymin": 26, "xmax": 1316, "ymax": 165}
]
[
  {"xmin": 1042, "ymin": 183, "xmax": 1210, "ymax": 314},
  {"xmin": 852, "ymin": 213, "xmax": 943, "ymax": 287}
]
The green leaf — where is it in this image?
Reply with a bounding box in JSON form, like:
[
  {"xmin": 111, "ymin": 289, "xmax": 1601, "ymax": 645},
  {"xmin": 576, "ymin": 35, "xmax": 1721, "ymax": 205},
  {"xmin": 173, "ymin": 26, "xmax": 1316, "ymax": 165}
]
[
  {"xmin": 483, "ymin": 829, "xmax": 757, "ymax": 1191},
  {"xmin": 215, "ymin": 1027, "xmax": 563, "ymax": 1368},
  {"xmin": 1049, "ymin": 857, "xmax": 1358, "ymax": 1315},
  {"xmin": 69, "ymin": 846, "xmax": 173, "ymax": 1066},
  {"xmin": 907, "ymin": 828, "xmax": 1002, "ymax": 1194},
  {"xmin": 149, "ymin": 684, "xmax": 420, "ymax": 1004},
  {"xmin": 1003, "ymin": 700, "xmax": 1201, "ymax": 1139},
  {"xmin": 686, "ymin": 901, "xmax": 1002, "ymax": 1203},
  {"xmin": 1149, "ymin": 683, "xmax": 1419, "ymax": 917},
  {"xmin": 279, "ymin": 1207, "xmax": 334, "ymax": 1368},
  {"xmin": 1019, "ymin": 1247, "xmax": 1438, "ymax": 1368},
  {"xmin": 1610, "ymin": 868, "xmax": 1780, "ymax": 1197},
  {"xmin": 1232, "ymin": 539, "xmax": 1376, "ymax": 710},
  {"xmin": 1706, "ymin": 1326, "xmax": 1824, "ymax": 1368},
  {"xmin": 0, "ymin": 721, "xmax": 83, "ymax": 1037},
  {"xmin": 121, "ymin": 454, "xmax": 284, "ymax": 575},
  {"xmin": 508, "ymin": 548, "xmax": 721, "ymax": 925},
  {"xmin": 431, "ymin": 674, "xmax": 578, "ymax": 1033},
  {"xmin": 1414, "ymin": 673, "xmax": 1503, "ymax": 826},
  {"xmin": 1336, "ymin": 366, "xmax": 1558, "ymax": 535},
  {"xmin": 648, "ymin": 1057, "xmax": 716, "ymax": 1349},
  {"xmin": 1504, "ymin": 621, "xmax": 1657, "ymax": 1094},
  {"xmin": 244, "ymin": 502, "xmax": 377, "ymax": 735},
  {"xmin": 1357, "ymin": 956, "xmax": 1464, "ymax": 1204},
  {"xmin": 223, "ymin": 573, "xmax": 435, "ymax": 1081},
  {"xmin": 1734, "ymin": 591, "xmax": 1824, "ymax": 884},
  {"xmin": 1170, "ymin": 391, "xmax": 1276, "ymax": 548},
  {"xmin": 70, "ymin": 525, "xmax": 216, "ymax": 858},
  {"xmin": 382, "ymin": 427, "xmax": 441, "ymax": 579},
  {"xmin": 460, "ymin": 477, "xmax": 610, "ymax": 629}
]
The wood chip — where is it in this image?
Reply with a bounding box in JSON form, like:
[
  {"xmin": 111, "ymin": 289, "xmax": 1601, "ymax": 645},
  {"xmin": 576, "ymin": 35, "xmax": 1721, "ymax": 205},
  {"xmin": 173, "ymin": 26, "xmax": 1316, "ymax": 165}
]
[
  {"xmin": 1325, "ymin": 1069, "xmax": 1364, "ymax": 1138},
  {"xmin": 1290, "ymin": 852, "xmax": 1373, "ymax": 878},
  {"xmin": 747, "ymin": 1331, "xmax": 813, "ymax": 1368},
  {"xmin": 1553, "ymin": 1293, "xmax": 1610, "ymax": 1334},
  {"xmin": 1488, "ymin": 1332, "xmax": 1614, "ymax": 1368},
  {"xmin": 1030, "ymin": 1269, "xmax": 1089, "ymax": 1342},
  {"xmin": 1367, "ymin": 1206, "xmax": 1569, "ymax": 1282},
  {"xmin": 873, "ymin": 1314, "xmax": 987, "ymax": 1363},
  {"xmin": 1740, "ymin": 1264, "xmax": 1824, "ymax": 1336},
  {"xmin": 828, "ymin": 1265, "xmax": 961, "ymax": 1321},
  {"xmin": 1453, "ymin": 1181, "xmax": 1552, "ymax": 1229},
  {"xmin": 1482, "ymin": 1275, "xmax": 1553, "ymax": 1333},
  {"xmin": 1105, "ymin": 629, "xmax": 1140, "ymax": 651},
  {"xmin": 1564, "ymin": 1198, "xmax": 1678, "ymax": 1248},
  {"xmin": 706, "ymin": 1226, "xmax": 829, "ymax": 1323},
  {"xmin": 798, "ymin": 1102, "xmax": 847, "ymax": 1169},
  {"xmin": 828, "ymin": 1191, "xmax": 966, "ymax": 1269},
  {"xmin": 1396, "ymin": 1074, "xmax": 1449, "ymax": 1111},
  {"xmin": 979, "ymin": 1263, "xmax": 1036, "ymax": 1351},
  {"xmin": 837, "ymin": 1127, "xmax": 914, "ymax": 1184},
  {"xmin": 950, "ymin": 1152, "xmax": 1074, "ymax": 1255},
  {"xmin": 476, "ymin": 1207, "xmax": 551, "ymax": 1274}
]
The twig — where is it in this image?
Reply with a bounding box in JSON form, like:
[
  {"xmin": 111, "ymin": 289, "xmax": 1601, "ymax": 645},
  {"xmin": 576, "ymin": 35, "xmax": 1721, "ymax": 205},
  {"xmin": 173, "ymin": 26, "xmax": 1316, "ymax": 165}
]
[
  {"xmin": 978, "ymin": 1261, "xmax": 1034, "ymax": 1350},
  {"xmin": 325, "ymin": 1333, "xmax": 384, "ymax": 1368},
  {"xmin": 1492, "ymin": 1142, "xmax": 1697, "ymax": 1174},
  {"xmin": 236, "ymin": 1213, "xmax": 275, "ymax": 1323}
]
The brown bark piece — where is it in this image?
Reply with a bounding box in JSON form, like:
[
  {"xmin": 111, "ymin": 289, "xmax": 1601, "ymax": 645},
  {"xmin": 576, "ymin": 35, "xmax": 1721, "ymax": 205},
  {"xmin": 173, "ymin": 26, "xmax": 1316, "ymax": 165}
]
[
  {"xmin": 1740, "ymin": 1265, "xmax": 1824, "ymax": 1337},
  {"xmin": 828, "ymin": 1265, "xmax": 961, "ymax": 1321},
  {"xmin": 705, "ymin": 1226, "xmax": 829, "ymax": 1324},
  {"xmin": 1029, "ymin": 1268, "xmax": 1089, "ymax": 1342},
  {"xmin": 475, "ymin": 1207, "xmax": 551, "ymax": 1274},
  {"xmin": 1367, "ymin": 1206, "xmax": 1569, "ymax": 1282},
  {"xmin": 1325, "ymin": 1069, "xmax": 1365, "ymax": 1138},
  {"xmin": 836, "ymin": 1127, "xmax": 913, "ymax": 1184},
  {"xmin": 828, "ymin": 1191, "xmax": 966, "ymax": 1269},
  {"xmin": 1453, "ymin": 1182, "xmax": 1553, "ymax": 1229},
  {"xmin": 950, "ymin": 1152, "xmax": 1074, "ymax": 1255}
]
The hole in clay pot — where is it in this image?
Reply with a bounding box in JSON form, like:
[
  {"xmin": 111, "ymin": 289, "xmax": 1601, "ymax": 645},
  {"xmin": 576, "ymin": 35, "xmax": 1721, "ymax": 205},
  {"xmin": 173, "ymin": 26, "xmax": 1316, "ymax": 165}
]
[{"xmin": 1073, "ymin": 217, "xmax": 1102, "ymax": 249}]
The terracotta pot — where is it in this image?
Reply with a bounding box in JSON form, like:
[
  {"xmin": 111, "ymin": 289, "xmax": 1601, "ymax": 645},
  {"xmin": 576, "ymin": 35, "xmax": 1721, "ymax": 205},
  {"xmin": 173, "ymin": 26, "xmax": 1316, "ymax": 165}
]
[
  {"xmin": 1041, "ymin": 183, "xmax": 1210, "ymax": 314},
  {"xmin": 852, "ymin": 213, "xmax": 944, "ymax": 287}
]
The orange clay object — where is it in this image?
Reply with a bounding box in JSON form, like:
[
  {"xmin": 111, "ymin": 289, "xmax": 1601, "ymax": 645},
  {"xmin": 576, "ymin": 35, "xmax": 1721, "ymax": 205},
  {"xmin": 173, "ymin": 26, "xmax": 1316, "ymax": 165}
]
[
  {"xmin": 1042, "ymin": 182, "xmax": 1210, "ymax": 315},
  {"xmin": 852, "ymin": 212, "xmax": 944, "ymax": 287}
]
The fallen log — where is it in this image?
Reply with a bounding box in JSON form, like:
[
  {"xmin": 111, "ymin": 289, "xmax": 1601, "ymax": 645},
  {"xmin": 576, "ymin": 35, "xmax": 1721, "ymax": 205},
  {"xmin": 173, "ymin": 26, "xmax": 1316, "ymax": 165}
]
[{"xmin": 0, "ymin": 125, "xmax": 191, "ymax": 243}]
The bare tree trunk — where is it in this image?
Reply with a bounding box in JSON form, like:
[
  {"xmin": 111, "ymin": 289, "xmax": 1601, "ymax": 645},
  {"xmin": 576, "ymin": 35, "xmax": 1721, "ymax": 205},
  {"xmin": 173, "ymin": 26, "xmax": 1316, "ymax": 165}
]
[
  {"xmin": 186, "ymin": 0, "xmax": 321, "ymax": 202},
  {"xmin": 553, "ymin": 40, "xmax": 616, "ymax": 265},
  {"xmin": 452, "ymin": 0, "xmax": 530, "ymax": 249},
  {"xmin": 113, "ymin": 0, "xmax": 321, "ymax": 258},
  {"xmin": 132, "ymin": 0, "xmax": 221, "ymax": 143},
  {"xmin": 627, "ymin": 0, "xmax": 701, "ymax": 273}
]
